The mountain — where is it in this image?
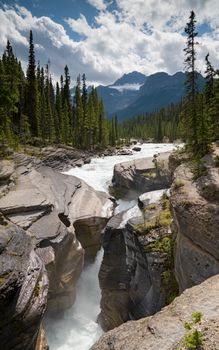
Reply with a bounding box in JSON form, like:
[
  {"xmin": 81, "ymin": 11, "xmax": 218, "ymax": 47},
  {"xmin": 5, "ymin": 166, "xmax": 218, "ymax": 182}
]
[
  {"xmin": 96, "ymin": 71, "xmax": 205, "ymax": 121},
  {"xmin": 112, "ymin": 71, "xmax": 146, "ymax": 86},
  {"xmin": 96, "ymin": 71, "xmax": 147, "ymax": 116}
]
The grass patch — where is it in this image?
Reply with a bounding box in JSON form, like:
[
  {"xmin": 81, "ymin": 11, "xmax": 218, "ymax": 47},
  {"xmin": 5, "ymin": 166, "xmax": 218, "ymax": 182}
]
[
  {"xmin": 34, "ymin": 282, "xmax": 41, "ymax": 297},
  {"xmin": 135, "ymin": 197, "xmax": 172, "ymax": 236},
  {"xmin": 144, "ymin": 236, "xmax": 173, "ymax": 254}
]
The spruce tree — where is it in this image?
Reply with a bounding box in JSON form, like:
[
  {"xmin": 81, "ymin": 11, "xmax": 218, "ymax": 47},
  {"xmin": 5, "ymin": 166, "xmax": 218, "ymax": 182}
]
[
  {"xmin": 25, "ymin": 30, "xmax": 39, "ymax": 136},
  {"xmin": 184, "ymin": 10, "xmax": 199, "ymax": 155}
]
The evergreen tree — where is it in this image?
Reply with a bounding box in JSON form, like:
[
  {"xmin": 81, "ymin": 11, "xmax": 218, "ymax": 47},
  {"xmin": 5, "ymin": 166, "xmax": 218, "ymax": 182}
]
[
  {"xmin": 25, "ymin": 30, "xmax": 39, "ymax": 136},
  {"xmin": 74, "ymin": 75, "xmax": 84, "ymax": 147},
  {"xmin": 184, "ymin": 10, "xmax": 199, "ymax": 155}
]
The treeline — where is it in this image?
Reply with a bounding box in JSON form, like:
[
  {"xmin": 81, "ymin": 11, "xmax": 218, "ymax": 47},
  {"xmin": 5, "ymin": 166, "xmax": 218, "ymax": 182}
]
[
  {"xmin": 183, "ymin": 11, "xmax": 219, "ymax": 159},
  {"xmin": 119, "ymin": 102, "xmax": 183, "ymax": 142},
  {"xmin": 0, "ymin": 31, "xmax": 119, "ymax": 152},
  {"xmin": 121, "ymin": 11, "xmax": 219, "ymax": 156}
]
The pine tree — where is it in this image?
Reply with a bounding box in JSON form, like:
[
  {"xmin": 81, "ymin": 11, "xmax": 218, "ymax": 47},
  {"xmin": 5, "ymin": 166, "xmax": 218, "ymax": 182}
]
[
  {"xmin": 25, "ymin": 30, "xmax": 39, "ymax": 136},
  {"xmin": 74, "ymin": 75, "xmax": 84, "ymax": 147},
  {"xmin": 184, "ymin": 10, "xmax": 199, "ymax": 155},
  {"xmin": 82, "ymin": 74, "xmax": 88, "ymax": 148}
]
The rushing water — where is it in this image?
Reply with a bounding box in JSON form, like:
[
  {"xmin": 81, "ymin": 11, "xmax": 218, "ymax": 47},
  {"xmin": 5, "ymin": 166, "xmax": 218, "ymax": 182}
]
[
  {"xmin": 44, "ymin": 143, "xmax": 178, "ymax": 350},
  {"xmin": 64, "ymin": 143, "xmax": 178, "ymax": 193}
]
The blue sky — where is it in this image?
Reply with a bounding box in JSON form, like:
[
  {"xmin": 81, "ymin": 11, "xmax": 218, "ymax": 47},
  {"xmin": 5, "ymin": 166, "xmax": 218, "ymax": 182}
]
[{"xmin": 0, "ymin": 0, "xmax": 219, "ymax": 85}]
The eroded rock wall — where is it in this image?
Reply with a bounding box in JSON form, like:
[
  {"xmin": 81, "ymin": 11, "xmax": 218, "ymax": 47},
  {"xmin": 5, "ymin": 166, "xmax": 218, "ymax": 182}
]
[
  {"xmin": 0, "ymin": 219, "xmax": 48, "ymax": 350},
  {"xmin": 92, "ymin": 274, "xmax": 219, "ymax": 350},
  {"xmin": 170, "ymin": 153, "xmax": 219, "ymax": 291},
  {"xmin": 98, "ymin": 213, "xmax": 151, "ymax": 331}
]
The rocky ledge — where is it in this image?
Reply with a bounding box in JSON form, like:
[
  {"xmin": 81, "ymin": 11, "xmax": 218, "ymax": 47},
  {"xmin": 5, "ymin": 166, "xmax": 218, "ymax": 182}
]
[
  {"xmin": 98, "ymin": 190, "xmax": 177, "ymax": 331},
  {"xmin": 0, "ymin": 156, "xmax": 113, "ymax": 314},
  {"xmin": 91, "ymin": 274, "xmax": 219, "ymax": 350},
  {"xmin": 112, "ymin": 152, "xmax": 171, "ymax": 195}
]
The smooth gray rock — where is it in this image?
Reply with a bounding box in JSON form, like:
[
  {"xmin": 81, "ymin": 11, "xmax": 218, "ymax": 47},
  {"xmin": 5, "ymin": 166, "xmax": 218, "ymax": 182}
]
[
  {"xmin": 98, "ymin": 195, "xmax": 176, "ymax": 332},
  {"xmin": 91, "ymin": 274, "xmax": 219, "ymax": 350},
  {"xmin": 113, "ymin": 152, "xmax": 171, "ymax": 194},
  {"xmin": 0, "ymin": 161, "xmax": 113, "ymax": 311},
  {"xmin": 98, "ymin": 212, "xmax": 151, "ymax": 331}
]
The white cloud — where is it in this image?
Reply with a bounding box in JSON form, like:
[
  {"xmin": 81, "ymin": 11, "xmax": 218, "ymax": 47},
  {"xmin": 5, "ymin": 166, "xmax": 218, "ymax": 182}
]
[
  {"xmin": 87, "ymin": 0, "xmax": 107, "ymax": 11},
  {"xmin": 0, "ymin": 1, "xmax": 219, "ymax": 86},
  {"xmin": 66, "ymin": 15, "xmax": 92, "ymax": 37}
]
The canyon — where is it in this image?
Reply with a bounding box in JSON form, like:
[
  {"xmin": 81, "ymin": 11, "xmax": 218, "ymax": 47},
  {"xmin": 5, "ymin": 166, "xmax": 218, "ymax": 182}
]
[{"xmin": 0, "ymin": 143, "xmax": 219, "ymax": 349}]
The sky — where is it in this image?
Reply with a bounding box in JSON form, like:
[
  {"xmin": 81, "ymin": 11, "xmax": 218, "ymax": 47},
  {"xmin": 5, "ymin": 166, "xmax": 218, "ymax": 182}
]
[{"xmin": 0, "ymin": 0, "xmax": 219, "ymax": 86}]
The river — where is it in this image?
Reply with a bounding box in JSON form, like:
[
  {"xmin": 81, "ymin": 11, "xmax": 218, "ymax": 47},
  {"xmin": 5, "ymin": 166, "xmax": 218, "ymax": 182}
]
[{"xmin": 44, "ymin": 143, "xmax": 178, "ymax": 350}]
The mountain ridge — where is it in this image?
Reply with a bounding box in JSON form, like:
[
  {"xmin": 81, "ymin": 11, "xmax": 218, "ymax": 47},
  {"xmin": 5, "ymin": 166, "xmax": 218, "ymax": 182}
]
[{"xmin": 96, "ymin": 71, "xmax": 205, "ymax": 120}]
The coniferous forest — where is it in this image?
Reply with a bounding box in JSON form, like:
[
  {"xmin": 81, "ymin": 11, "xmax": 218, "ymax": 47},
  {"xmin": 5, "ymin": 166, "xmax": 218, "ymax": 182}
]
[
  {"xmin": 0, "ymin": 31, "xmax": 119, "ymax": 153},
  {"xmin": 1, "ymin": 11, "xmax": 219, "ymax": 158}
]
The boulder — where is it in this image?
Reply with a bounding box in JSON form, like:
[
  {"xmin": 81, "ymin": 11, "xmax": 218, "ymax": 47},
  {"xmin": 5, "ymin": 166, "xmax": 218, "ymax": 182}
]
[
  {"xmin": 91, "ymin": 274, "xmax": 219, "ymax": 350},
  {"xmin": 116, "ymin": 149, "xmax": 133, "ymax": 156},
  {"xmin": 132, "ymin": 146, "xmax": 141, "ymax": 152},
  {"xmin": 113, "ymin": 152, "xmax": 171, "ymax": 194},
  {"xmin": 0, "ymin": 219, "xmax": 48, "ymax": 350}
]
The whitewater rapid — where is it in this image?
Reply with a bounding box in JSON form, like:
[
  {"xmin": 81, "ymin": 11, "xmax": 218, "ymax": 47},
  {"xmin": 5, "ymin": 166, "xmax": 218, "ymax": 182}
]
[
  {"xmin": 64, "ymin": 143, "xmax": 178, "ymax": 193},
  {"xmin": 44, "ymin": 143, "xmax": 178, "ymax": 350}
]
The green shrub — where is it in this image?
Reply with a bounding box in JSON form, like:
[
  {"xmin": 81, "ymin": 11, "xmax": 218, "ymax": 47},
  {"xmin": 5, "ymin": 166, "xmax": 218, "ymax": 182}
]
[
  {"xmin": 34, "ymin": 282, "xmax": 41, "ymax": 297},
  {"xmin": 173, "ymin": 179, "xmax": 185, "ymax": 189},
  {"xmin": 184, "ymin": 322, "xmax": 192, "ymax": 331},
  {"xmin": 184, "ymin": 330, "xmax": 203, "ymax": 349},
  {"xmin": 191, "ymin": 312, "xmax": 203, "ymax": 324},
  {"xmin": 145, "ymin": 236, "xmax": 173, "ymax": 254},
  {"xmin": 147, "ymin": 203, "xmax": 157, "ymax": 210}
]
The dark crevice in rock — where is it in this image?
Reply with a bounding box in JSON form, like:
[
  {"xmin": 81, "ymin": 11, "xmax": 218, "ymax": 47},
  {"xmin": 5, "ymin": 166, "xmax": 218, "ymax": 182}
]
[{"xmin": 58, "ymin": 213, "xmax": 70, "ymax": 227}]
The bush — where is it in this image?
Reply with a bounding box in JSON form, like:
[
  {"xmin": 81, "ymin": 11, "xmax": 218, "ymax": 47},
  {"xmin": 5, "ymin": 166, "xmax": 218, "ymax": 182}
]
[
  {"xmin": 173, "ymin": 179, "xmax": 185, "ymax": 189},
  {"xmin": 184, "ymin": 330, "xmax": 203, "ymax": 349},
  {"xmin": 191, "ymin": 312, "xmax": 203, "ymax": 324}
]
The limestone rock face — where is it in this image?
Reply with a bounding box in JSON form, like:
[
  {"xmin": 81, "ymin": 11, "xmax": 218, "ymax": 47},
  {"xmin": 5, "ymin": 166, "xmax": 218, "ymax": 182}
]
[
  {"xmin": 170, "ymin": 157, "xmax": 219, "ymax": 291},
  {"xmin": 91, "ymin": 274, "xmax": 219, "ymax": 350},
  {"xmin": 113, "ymin": 152, "xmax": 170, "ymax": 194},
  {"xmin": 98, "ymin": 194, "xmax": 176, "ymax": 332},
  {"xmin": 0, "ymin": 220, "xmax": 48, "ymax": 350},
  {"xmin": 0, "ymin": 160, "xmax": 112, "ymax": 311},
  {"xmin": 98, "ymin": 213, "xmax": 151, "ymax": 331}
]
